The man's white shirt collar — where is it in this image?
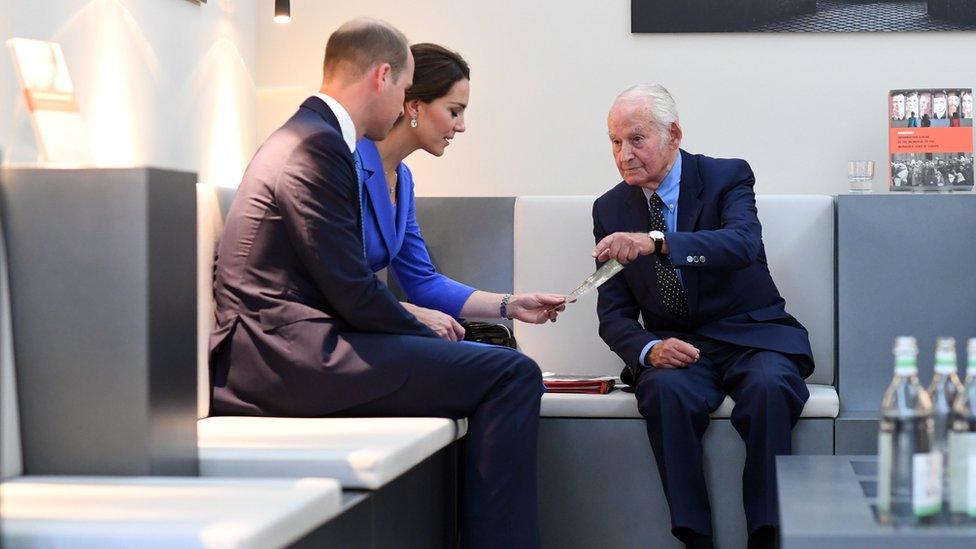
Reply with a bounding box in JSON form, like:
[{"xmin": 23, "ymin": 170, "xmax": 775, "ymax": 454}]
[{"xmin": 314, "ymin": 93, "xmax": 357, "ymax": 153}]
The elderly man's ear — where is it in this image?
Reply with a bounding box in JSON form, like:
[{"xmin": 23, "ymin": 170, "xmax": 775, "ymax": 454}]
[{"xmin": 668, "ymin": 122, "xmax": 683, "ymax": 149}]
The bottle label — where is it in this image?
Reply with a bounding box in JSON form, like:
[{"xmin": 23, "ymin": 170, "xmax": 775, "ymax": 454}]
[
  {"xmin": 935, "ymin": 356, "xmax": 956, "ymax": 374},
  {"xmin": 894, "ymin": 356, "xmax": 917, "ymax": 375},
  {"xmin": 878, "ymin": 432, "xmax": 892, "ymax": 513},
  {"xmin": 949, "ymin": 432, "xmax": 974, "ymax": 513},
  {"xmin": 913, "ymin": 452, "xmax": 942, "ymax": 516}
]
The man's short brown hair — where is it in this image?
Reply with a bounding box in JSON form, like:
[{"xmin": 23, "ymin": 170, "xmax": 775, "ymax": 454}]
[{"xmin": 323, "ymin": 19, "xmax": 410, "ymax": 82}]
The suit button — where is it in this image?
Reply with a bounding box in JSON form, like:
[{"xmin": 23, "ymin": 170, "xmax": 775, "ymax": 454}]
[{"xmin": 687, "ymin": 255, "xmax": 694, "ymax": 263}]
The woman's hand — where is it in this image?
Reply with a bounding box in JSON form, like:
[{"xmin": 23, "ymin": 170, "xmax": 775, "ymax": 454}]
[
  {"xmin": 507, "ymin": 293, "xmax": 567, "ymax": 324},
  {"xmin": 402, "ymin": 302, "xmax": 466, "ymax": 341}
]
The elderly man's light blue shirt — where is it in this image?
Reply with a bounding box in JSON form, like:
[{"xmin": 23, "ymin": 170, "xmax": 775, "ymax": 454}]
[{"xmin": 638, "ymin": 152, "xmax": 682, "ymax": 368}]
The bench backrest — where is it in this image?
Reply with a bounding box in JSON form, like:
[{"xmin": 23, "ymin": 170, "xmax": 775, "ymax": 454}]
[
  {"xmin": 197, "ymin": 184, "xmax": 226, "ymax": 419},
  {"xmin": 513, "ymin": 195, "xmax": 835, "ymax": 386}
]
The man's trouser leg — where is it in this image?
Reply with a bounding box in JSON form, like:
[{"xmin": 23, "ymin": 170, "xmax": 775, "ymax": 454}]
[
  {"xmin": 336, "ymin": 335, "xmax": 544, "ymax": 549},
  {"xmin": 721, "ymin": 348, "xmax": 808, "ymax": 534},
  {"xmin": 635, "ymin": 357, "xmax": 724, "ymax": 538}
]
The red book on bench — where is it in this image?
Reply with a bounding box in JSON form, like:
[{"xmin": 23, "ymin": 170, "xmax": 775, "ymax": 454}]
[{"xmin": 542, "ymin": 375, "xmax": 616, "ymax": 394}]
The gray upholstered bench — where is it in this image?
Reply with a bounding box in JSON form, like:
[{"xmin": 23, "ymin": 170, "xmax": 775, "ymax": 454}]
[{"xmin": 514, "ymin": 195, "xmax": 838, "ymax": 549}]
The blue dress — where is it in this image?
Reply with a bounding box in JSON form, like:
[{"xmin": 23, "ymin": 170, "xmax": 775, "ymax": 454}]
[{"xmin": 355, "ymin": 138, "xmax": 475, "ymax": 318}]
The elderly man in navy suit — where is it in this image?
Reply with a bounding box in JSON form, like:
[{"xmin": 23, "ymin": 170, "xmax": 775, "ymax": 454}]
[
  {"xmin": 210, "ymin": 19, "xmax": 555, "ymax": 549},
  {"xmin": 591, "ymin": 85, "xmax": 812, "ymax": 549}
]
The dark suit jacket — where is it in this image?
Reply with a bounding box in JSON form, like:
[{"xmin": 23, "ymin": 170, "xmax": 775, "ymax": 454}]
[
  {"xmin": 210, "ymin": 97, "xmax": 435, "ymax": 416},
  {"xmin": 593, "ymin": 150, "xmax": 814, "ymax": 386}
]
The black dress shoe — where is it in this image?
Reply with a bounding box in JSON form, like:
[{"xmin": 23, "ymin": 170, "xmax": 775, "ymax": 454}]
[
  {"xmin": 747, "ymin": 525, "xmax": 777, "ymax": 549},
  {"xmin": 674, "ymin": 527, "xmax": 714, "ymax": 549}
]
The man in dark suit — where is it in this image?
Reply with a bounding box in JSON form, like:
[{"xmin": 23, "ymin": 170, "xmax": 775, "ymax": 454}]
[
  {"xmin": 210, "ymin": 19, "xmax": 548, "ymax": 548},
  {"xmin": 592, "ymin": 85, "xmax": 812, "ymax": 549}
]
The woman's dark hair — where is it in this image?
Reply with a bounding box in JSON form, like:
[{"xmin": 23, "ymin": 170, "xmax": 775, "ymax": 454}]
[{"xmin": 405, "ymin": 43, "xmax": 469, "ymax": 103}]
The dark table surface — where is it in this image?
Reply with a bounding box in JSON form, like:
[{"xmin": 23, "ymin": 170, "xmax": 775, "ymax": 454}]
[{"xmin": 777, "ymin": 454, "xmax": 976, "ymax": 548}]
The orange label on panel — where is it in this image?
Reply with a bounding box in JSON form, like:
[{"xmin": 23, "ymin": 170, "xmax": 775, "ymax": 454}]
[
  {"xmin": 889, "ymin": 128, "xmax": 974, "ymax": 154},
  {"xmin": 24, "ymin": 89, "xmax": 78, "ymax": 113}
]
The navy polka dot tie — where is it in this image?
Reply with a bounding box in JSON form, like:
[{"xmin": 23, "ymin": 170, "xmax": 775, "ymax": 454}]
[{"xmin": 649, "ymin": 194, "xmax": 688, "ymax": 318}]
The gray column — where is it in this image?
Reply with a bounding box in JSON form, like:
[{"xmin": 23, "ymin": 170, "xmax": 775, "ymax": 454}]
[
  {"xmin": 0, "ymin": 167, "xmax": 198, "ymax": 475},
  {"xmin": 838, "ymin": 194, "xmax": 976, "ymax": 415}
]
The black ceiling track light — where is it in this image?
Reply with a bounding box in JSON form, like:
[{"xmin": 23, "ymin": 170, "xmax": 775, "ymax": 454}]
[{"xmin": 274, "ymin": 0, "xmax": 291, "ymax": 24}]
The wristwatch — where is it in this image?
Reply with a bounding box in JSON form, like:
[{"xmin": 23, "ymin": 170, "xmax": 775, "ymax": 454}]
[{"xmin": 648, "ymin": 230, "xmax": 665, "ymax": 255}]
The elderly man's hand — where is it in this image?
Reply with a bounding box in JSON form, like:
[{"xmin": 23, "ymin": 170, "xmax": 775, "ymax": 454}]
[
  {"xmin": 647, "ymin": 338, "xmax": 700, "ymax": 368},
  {"xmin": 593, "ymin": 232, "xmax": 656, "ymax": 264}
]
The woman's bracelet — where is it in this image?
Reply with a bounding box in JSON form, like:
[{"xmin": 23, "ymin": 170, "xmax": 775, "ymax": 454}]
[{"xmin": 500, "ymin": 294, "xmax": 512, "ymax": 319}]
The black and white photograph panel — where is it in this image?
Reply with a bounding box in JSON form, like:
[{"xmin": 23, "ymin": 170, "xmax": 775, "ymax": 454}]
[
  {"xmin": 632, "ymin": 0, "xmax": 976, "ymax": 33},
  {"xmin": 890, "ymin": 152, "xmax": 974, "ymax": 191}
]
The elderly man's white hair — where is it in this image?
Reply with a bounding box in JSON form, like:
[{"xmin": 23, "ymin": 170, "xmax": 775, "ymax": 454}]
[{"xmin": 613, "ymin": 84, "xmax": 679, "ymax": 138}]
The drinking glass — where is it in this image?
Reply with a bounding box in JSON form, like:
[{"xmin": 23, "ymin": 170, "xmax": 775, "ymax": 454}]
[{"xmin": 848, "ymin": 160, "xmax": 875, "ymax": 194}]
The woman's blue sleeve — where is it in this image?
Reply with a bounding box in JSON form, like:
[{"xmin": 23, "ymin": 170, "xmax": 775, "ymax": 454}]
[{"xmin": 390, "ymin": 192, "xmax": 476, "ymax": 318}]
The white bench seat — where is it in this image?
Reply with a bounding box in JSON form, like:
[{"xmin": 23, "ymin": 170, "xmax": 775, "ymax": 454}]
[
  {"xmin": 541, "ymin": 385, "xmax": 840, "ymax": 419},
  {"xmin": 541, "ymin": 383, "xmax": 839, "ymax": 419},
  {"xmin": 199, "ymin": 416, "xmax": 469, "ymax": 490},
  {"xmin": 0, "ymin": 476, "xmax": 342, "ymax": 549}
]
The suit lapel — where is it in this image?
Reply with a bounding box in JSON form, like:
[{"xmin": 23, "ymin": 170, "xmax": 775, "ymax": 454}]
[
  {"xmin": 623, "ymin": 184, "xmax": 652, "ymax": 233},
  {"xmin": 676, "ymin": 149, "xmax": 703, "ymax": 317},
  {"xmin": 357, "ymin": 140, "xmax": 397, "ymax": 259},
  {"xmin": 393, "ymin": 164, "xmax": 410, "ymax": 252},
  {"xmin": 621, "ymin": 185, "xmax": 663, "ymax": 305},
  {"xmin": 677, "ymin": 150, "xmax": 703, "ymax": 232}
]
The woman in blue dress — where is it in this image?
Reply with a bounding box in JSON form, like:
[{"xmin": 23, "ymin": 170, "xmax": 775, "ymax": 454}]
[{"xmin": 356, "ymin": 43, "xmax": 565, "ymax": 339}]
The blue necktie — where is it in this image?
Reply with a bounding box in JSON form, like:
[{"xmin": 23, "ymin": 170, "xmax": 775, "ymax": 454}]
[{"xmin": 352, "ymin": 151, "xmax": 366, "ymax": 258}]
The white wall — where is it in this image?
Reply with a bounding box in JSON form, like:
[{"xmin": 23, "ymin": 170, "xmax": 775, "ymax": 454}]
[
  {"xmin": 1, "ymin": 0, "xmax": 258, "ymax": 186},
  {"xmin": 3, "ymin": 2, "xmax": 972, "ymax": 194},
  {"xmin": 254, "ymin": 0, "xmax": 975, "ymax": 197}
]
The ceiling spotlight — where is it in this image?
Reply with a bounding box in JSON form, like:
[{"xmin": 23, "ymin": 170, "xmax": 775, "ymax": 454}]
[{"xmin": 274, "ymin": 0, "xmax": 291, "ymax": 24}]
